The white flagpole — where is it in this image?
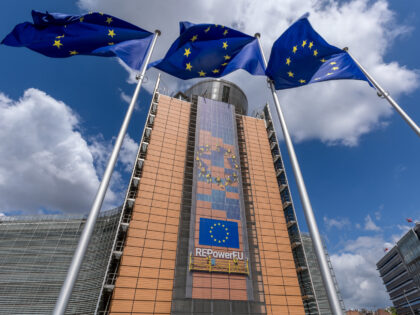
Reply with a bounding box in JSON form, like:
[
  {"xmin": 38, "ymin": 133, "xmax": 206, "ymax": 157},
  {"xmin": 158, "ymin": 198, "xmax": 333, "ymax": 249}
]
[
  {"xmin": 255, "ymin": 34, "xmax": 344, "ymax": 315},
  {"xmin": 344, "ymin": 47, "xmax": 420, "ymax": 137},
  {"xmin": 53, "ymin": 30, "xmax": 161, "ymax": 315}
]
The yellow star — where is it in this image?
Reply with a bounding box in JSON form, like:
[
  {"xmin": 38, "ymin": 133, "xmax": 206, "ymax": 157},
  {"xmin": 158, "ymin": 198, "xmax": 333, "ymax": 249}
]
[
  {"xmin": 79, "ymin": 16, "xmax": 84, "ymax": 22},
  {"xmin": 222, "ymin": 41, "xmax": 228, "ymax": 49},
  {"xmin": 313, "ymin": 49, "xmax": 318, "ymax": 56},
  {"xmin": 69, "ymin": 50, "xmax": 78, "ymax": 55},
  {"xmin": 221, "ymin": 62, "xmax": 228, "ymax": 66},
  {"xmin": 321, "ymin": 58, "xmax": 326, "ymax": 63},
  {"xmin": 309, "ymin": 42, "xmax": 313, "ymax": 49},
  {"xmin": 108, "ymin": 42, "xmax": 114, "ymax": 45},
  {"xmin": 224, "ymin": 54, "xmax": 231, "ymax": 60},
  {"xmin": 99, "ymin": 12, "xmax": 104, "ymax": 15},
  {"xmin": 302, "ymin": 40, "xmax": 307, "ymax": 47},
  {"xmin": 184, "ymin": 48, "xmax": 191, "ymax": 57},
  {"xmin": 198, "ymin": 70, "xmax": 206, "ymax": 77},
  {"xmin": 327, "ymin": 72, "xmax": 333, "ymax": 76},
  {"xmin": 53, "ymin": 40, "xmax": 63, "ymax": 49},
  {"xmin": 56, "ymin": 35, "xmax": 65, "ymax": 39},
  {"xmin": 288, "ymin": 71, "xmax": 294, "ymax": 78},
  {"xmin": 330, "ymin": 61, "xmax": 337, "ymax": 65},
  {"xmin": 299, "ymin": 79, "xmax": 306, "ymax": 84},
  {"xmin": 223, "ymin": 29, "xmax": 228, "ymax": 36},
  {"xmin": 186, "ymin": 63, "xmax": 192, "ymax": 71},
  {"xmin": 191, "ymin": 35, "xmax": 198, "ymax": 42},
  {"xmin": 332, "ymin": 66, "xmax": 339, "ymax": 70},
  {"xmin": 286, "ymin": 57, "xmax": 291, "ymax": 66},
  {"xmin": 212, "ymin": 69, "xmax": 219, "ymax": 74},
  {"xmin": 292, "ymin": 46, "xmax": 297, "ymax": 53},
  {"xmin": 106, "ymin": 17, "xmax": 113, "ymax": 24},
  {"xmin": 205, "ymin": 26, "xmax": 211, "ymax": 33},
  {"xmin": 108, "ymin": 29, "xmax": 116, "ymax": 38}
]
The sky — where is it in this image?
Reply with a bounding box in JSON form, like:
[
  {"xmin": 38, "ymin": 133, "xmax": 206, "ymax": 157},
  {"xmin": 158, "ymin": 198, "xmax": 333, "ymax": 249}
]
[{"xmin": 0, "ymin": 0, "xmax": 419, "ymax": 310}]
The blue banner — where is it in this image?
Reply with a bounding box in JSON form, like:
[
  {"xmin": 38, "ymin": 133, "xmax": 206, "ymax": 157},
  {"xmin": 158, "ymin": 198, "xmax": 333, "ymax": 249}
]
[{"xmin": 199, "ymin": 218, "xmax": 239, "ymax": 249}]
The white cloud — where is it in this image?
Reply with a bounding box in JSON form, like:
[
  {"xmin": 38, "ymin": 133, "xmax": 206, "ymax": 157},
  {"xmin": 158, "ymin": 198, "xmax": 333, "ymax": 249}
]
[
  {"xmin": 323, "ymin": 216, "xmax": 351, "ymax": 229},
  {"xmin": 364, "ymin": 214, "xmax": 380, "ymax": 231},
  {"xmin": 119, "ymin": 89, "xmax": 132, "ymax": 105},
  {"xmin": 330, "ymin": 235, "xmax": 393, "ymax": 309},
  {"xmin": 77, "ymin": 0, "xmax": 419, "ymax": 146},
  {"xmin": 118, "ymin": 88, "xmax": 143, "ymax": 112},
  {"xmin": 0, "ymin": 89, "xmax": 136, "ymax": 215},
  {"xmin": 374, "ymin": 205, "xmax": 383, "ymax": 220}
]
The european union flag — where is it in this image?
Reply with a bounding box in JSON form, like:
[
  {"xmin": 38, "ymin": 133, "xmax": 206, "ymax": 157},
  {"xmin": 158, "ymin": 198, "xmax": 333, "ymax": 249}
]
[
  {"xmin": 1, "ymin": 11, "xmax": 154, "ymax": 70},
  {"xmin": 199, "ymin": 218, "xmax": 239, "ymax": 249},
  {"xmin": 150, "ymin": 22, "xmax": 266, "ymax": 79},
  {"xmin": 266, "ymin": 14, "xmax": 369, "ymax": 90}
]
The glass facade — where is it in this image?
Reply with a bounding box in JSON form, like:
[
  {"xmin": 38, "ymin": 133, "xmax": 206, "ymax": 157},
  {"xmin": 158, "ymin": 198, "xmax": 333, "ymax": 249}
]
[
  {"xmin": 0, "ymin": 207, "xmax": 121, "ymax": 314},
  {"xmin": 301, "ymin": 233, "xmax": 346, "ymax": 314},
  {"xmin": 399, "ymin": 230, "xmax": 420, "ymax": 265},
  {"xmin": 184, "ymin": 79, "xmax": 248, "ymax": 115},
  {"xmin": 187, "ymin": 97, "xmax": 252, "ymax": 301},
  {"xmin": 377, "ymin": 225, "xmax": 420, "ymax": 314}
]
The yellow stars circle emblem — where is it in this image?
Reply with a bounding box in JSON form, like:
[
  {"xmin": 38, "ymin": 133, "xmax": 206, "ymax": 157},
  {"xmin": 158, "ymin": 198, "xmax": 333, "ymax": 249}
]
[{"xmin": 209, "ymin": 223, "xmax": 230, "ymax": 244}]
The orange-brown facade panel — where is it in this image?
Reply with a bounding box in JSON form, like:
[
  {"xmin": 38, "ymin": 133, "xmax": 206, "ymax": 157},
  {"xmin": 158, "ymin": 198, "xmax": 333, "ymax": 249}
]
[
  {"xmin": 109, "ymin": 94, "xmax": 304, "ymax": 315},
  {"xmin": 242, "ymin": 116, "xmax": 305, "ymax": 315},
  {"xmin": 109, "ymin": 96, "xmax": 190, "ymax": 315}
]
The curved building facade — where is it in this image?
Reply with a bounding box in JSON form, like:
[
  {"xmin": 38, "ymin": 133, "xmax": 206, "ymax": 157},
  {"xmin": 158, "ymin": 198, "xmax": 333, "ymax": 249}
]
[{"xmin": 184, "ymin": 79, "xmax": 248, "ymax": 115}]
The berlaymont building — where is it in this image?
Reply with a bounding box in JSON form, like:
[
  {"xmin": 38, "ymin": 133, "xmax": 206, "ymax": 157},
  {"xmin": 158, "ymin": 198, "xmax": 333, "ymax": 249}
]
[{"xmin": 0, "ymin": 77, "xmax": 345, "ymax": 315}]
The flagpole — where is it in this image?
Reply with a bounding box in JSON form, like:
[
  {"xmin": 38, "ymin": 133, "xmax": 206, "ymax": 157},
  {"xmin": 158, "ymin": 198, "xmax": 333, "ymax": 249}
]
[
  {"xmin": 53, "ymin": 30, "xmax": 161, "ymax": 315},
  {"xmin": 255, "ymin": 34, "xmax": 344, "ymax": 315},
  {"xmin": 344, "ymin": 47, "xmax": 420, "ymax": 137}
]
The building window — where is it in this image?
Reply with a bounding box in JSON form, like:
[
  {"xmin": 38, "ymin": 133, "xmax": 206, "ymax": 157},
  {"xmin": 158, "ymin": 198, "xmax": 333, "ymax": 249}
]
[{"xmin": 222, "ymin": 85, "xmax": 230, "ymax": 103}]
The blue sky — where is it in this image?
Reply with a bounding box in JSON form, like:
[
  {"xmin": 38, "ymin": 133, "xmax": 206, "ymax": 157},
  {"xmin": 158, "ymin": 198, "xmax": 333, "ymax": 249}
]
[{"xmin": 0, "ymin": 0, "xmax": 419, "ymax": 310}]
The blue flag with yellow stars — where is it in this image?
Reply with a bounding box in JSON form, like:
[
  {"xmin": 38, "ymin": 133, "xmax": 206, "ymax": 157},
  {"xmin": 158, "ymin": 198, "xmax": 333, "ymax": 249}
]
[
  {"xmin": 149, "ymin": 21, "xmax": 266, "ymax": 79},
  {"xmin": 1, "ymin": 10, "xmax": 154, "ymax": 70},
  {"xmin": 265, "ymin": 14, "xmax": 369, "ymax": 90},
  {"xmin": 199, "ymin": 218, "xmax": 239, "ymax": 249}
]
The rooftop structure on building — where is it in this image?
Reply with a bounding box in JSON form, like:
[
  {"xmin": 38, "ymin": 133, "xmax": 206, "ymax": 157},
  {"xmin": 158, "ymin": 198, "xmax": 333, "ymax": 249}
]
[{"xmin": 377, "ymin": 223, "xmax": 420, "ymax": 315}]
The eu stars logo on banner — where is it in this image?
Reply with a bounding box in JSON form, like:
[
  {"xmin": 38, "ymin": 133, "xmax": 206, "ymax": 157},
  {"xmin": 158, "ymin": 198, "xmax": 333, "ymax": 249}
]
[
  {"xmin": 1, "ymin": 10, "xmax": 154, "ymax": 70},
  {"xmin": 150, "ymin": 21, "xmax": 266, "ymax": 80},
  {"xmin": 199, "ymin": 218, "xmax": 239, "ymax": 249},
  {"xmin": 265, "ymin": 13, "xmax": 369, "ymax": 90}
]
